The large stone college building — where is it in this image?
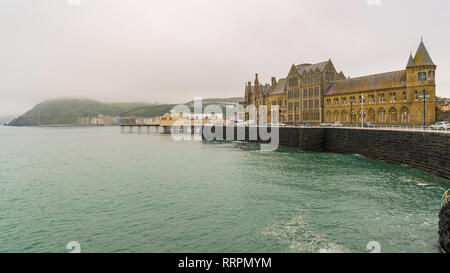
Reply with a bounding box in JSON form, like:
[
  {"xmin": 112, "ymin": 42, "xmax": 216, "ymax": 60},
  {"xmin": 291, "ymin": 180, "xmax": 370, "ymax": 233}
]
[{"xmin": 243, "ymin": 39, "xmax": 437, "ymax": 125}]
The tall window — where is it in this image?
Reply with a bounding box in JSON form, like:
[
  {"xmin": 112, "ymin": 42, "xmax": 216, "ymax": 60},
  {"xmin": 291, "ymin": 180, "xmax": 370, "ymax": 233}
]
[
  {"xmin": 368, "ymin": 109, "xmax": 375, "ymax": 122},
  {"xmin": 415, "ymin": 90, "xmax": 418, "ymax": 100},
  {"xmin": 341, "ymin": 110, "xmax": 348, "ymax": 122},
  {"xmin": 403, "ymin": 92, "xmax": 407, "ymax": 101},
  {"xmin": 401, "ymin": 107, "xmax": 409, "ymax": 123},
  {"xmin": 350, "ymin": 110, "xmax": 356, "ymax": 122},
  {"xmin": 389, "ymin": 108, "xmax": 397, "ymax": 122},
  {"xmin": 378, "ymin": 108, "xmax": 386, "ymax": 123},
  {"xmin": 334, "ymin": 111, "xmax": 339, "ymax": 122},
  {"xmin": 289, "ymin": 78, "xmax": 298, "ymax": 87}
]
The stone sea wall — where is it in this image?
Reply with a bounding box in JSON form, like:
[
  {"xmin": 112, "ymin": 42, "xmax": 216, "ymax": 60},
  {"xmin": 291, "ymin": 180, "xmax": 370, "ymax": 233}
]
[{"xmin": 212, "ymin": 126, "xmax": 450, "ymax": 180}]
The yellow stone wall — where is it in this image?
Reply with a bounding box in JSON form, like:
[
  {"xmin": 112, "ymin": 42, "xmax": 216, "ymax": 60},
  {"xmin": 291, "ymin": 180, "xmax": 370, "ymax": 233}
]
[{"xmin": 323, "ymin": 67, "xmax": 436, "ymax": 126}]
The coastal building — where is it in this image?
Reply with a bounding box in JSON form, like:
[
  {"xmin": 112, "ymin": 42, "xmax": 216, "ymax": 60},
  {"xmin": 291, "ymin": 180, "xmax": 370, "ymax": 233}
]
[
  {"xmin": 437, "ymin": 97, "xmax": 450, "ymax": 112},
  {"xmin": 243, "ymin": 39, "xmax": 437, "ymax": 125},
  {"xmin": 78, "ymin": 115, "xmax": 121, "ymax": 126},
  {"xmin": 324, "ymin": 39, "xmax": 436, "ymax": 125},
  {"xmin": 267, "ymin": 78, "xmax": 287, "ymax": 123}
]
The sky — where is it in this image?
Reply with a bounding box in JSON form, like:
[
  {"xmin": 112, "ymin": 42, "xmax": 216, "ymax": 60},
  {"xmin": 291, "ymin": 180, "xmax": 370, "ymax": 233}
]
[{"xmin": 0, "ymin": 0, "xmax": 449, "ymax": 116}]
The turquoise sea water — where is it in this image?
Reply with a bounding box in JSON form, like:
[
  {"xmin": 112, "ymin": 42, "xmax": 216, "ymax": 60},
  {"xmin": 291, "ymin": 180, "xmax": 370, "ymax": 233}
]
[{"xmin": 0, "ymin": 126, "xmax": 447, "ymax": 253}]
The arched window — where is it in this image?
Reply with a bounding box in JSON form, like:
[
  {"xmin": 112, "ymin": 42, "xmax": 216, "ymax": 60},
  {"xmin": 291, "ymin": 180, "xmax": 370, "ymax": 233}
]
[
  {"xmin": 378, "ymin": 108, "xmax": 386, "ymax": 123},
  {"xmin": 341, "ymin": 110, "xmax": 348, "ymax": 122},
  {"xmin": 403, "ymin": 92, "xmax": 407, "ymax": 101},
  {"xmin": 326, "ymin": 111, "xmax": 332, "ymax": 123},
  {"xmin": 400, "ymin": 107, "xmax": 409, "ymax": 123},
  {"xmin": 389, "ymin": 108, "xmax": 397, "ymax": 122},
  {"xmin": 334, "ymin": 111, "xmax": 339, "ymax": 122},
  {"xmin": 358, "ymin": 110, "xmax": 366, "ymax": 123},
  {"xmin": 351, "ymin": 110, "xmax": 357, "ymax": 123},
  {"xmin": 368, "ymin": 109, "xmax": 375, "ymax": 122}
]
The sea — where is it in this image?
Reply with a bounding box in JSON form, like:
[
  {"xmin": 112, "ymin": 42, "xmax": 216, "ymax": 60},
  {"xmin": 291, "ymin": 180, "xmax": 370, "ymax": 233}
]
[{"xmin": 0, "ymin": 126, "xmax": 447, "ymax": 253}]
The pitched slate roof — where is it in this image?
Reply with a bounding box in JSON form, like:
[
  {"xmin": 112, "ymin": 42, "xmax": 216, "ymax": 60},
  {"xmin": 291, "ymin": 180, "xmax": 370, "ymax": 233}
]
[
  {"xmin": 324, "ymin": 70, "xmax": 407, "ymax": 96},
  {"xmin": 271, "ymin": 78, "xmax": 286, "ymax": 95},
  {"xmin": 295, "ymin": 61, "xmax": 329, "ymax": 75},
  {"xmin": 248, "ymin": 85, "xmax": 271, "ymax": 95},
  {"xmin": 261, "ymin": 85, "xmax": 271, "ymax": 96},
  {"xmin": 407, "ymin": 53, "xmax": 415, "ymax": 68},
  {"xmin": 413, "ymin": 40, "xmax": 435, "ymax": 67}
]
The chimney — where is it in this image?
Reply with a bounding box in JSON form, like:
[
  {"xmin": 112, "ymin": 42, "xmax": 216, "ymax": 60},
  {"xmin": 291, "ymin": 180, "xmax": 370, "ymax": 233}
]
[{"xmin": 271, "ymin": 77, "xmax": 277, "ymax": 86}]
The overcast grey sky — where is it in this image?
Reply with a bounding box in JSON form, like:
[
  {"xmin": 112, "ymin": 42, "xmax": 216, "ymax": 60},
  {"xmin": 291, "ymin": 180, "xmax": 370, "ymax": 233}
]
[{"xmin": 0, "ymin": 0, "xmax": 449, "ymax": 116}]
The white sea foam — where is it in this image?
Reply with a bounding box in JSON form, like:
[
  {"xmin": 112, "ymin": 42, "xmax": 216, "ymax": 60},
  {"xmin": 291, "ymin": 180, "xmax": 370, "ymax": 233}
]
[{"xmin": 261, "ymin": 215, "xmax": 345, "ymax": 253}]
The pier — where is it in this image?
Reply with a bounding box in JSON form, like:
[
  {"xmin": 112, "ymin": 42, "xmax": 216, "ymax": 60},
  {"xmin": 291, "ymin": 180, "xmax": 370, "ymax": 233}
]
[{"xmin": 120, "ymin": 124, "xmax": 161, "ymax": 134}]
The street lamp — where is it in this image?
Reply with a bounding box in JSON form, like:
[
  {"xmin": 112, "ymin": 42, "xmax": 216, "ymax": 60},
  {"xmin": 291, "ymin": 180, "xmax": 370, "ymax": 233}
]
[
  {"xmin": 350, "ymin": 99, "xmax": 353, "ymax": 125},
  {"xmin": 419, "ymin": 90, "xmax": 430, "ymax": 129},
  {"xmin": 294, "ymin": 105, "xmax": 298, "ymax": 126}
]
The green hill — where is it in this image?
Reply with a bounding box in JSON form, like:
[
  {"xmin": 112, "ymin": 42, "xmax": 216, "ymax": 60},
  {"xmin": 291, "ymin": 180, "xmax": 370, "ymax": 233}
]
[
  {"xmin": 8, "ymin": 97, "xmax": 244, "ymax": 126},
  {"xmin": 8, "ymin": 99, "xmax": 160, "ymax": 126},
  {"xmin": 185, "ymin": 97, "xmax": 243, "ymax": 105},
  {"xmin": 124, "ymin": 97, "xmax": 244, "ymax": 117}
]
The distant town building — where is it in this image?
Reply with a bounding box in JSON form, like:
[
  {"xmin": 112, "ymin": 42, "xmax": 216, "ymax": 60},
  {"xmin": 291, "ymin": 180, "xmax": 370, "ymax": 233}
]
[{"xmin": 78, "ymin": 115, "xmax": 119, "ymax": 126}]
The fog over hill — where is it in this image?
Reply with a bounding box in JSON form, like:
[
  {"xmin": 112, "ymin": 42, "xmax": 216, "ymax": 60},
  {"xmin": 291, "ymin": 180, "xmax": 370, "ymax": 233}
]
[{"xmin": 8, "ymin": 97, "xmax": 243, "ymax": 126}]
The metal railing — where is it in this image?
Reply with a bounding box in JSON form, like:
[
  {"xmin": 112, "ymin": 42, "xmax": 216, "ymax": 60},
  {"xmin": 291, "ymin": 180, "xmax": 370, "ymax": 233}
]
[{"xmin": 245, "ymin": 123, "xmax": 450, "ymax": 133}]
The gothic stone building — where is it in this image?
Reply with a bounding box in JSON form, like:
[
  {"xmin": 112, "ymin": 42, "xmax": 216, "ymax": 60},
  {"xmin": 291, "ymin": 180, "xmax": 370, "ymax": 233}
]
[{"xmin": 243, "ymin": 39, "xmax": 436, "ymax": 125}]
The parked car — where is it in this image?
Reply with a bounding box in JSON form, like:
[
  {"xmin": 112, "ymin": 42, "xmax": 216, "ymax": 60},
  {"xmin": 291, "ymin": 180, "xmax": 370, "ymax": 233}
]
[
  {"xmin": 430, "ymin": 121, "xmax": 449, "ymax": 131},
  {"xmin": 320, "ymin": 122, "xmax": 332, "ymax": 127},
  {"xmin": 245, "ymin": 120, "xmax": 256, "ymax": 126},
  {"xmin": 362, "ymin": 122, "xmax": 375, "ymax": 128},
  {"xmin": 333, "ymin": 121, "xmax": 343, "ymax": 127},
  {"xmin": 269, "ymin": 122, "xmax": 286, "ymax": 127},
  {"xmin": 234, "ymin": 120, "xmax": 245, "ymax": 126}
]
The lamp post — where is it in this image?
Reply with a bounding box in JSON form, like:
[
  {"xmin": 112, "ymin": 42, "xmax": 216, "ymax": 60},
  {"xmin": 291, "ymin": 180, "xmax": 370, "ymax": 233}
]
[
  {"xmin": 361, "ymin": 94, "xmax": 365, "ymax": 127},
  {"xmin": 350, "ymin": 99, "xmax": 353, "ymax": 125},
  {"xmin": 420, "ymin": 90, "xmax": 430, "ymax": 129}
]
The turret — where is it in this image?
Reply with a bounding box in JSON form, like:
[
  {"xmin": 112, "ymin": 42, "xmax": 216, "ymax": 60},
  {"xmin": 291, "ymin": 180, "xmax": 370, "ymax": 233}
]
[
  {"xmin": 406, "ymin": 38, "xmax": 437, "ymax": 125},
  {"xmin": 254, "ymin": 73, "xmax": 260, "ymax": 96},
  {"xmin": 271, "ymin": 77, "xmax": 277, "ymax": 87},
  {"xmin": 406, "ymin": 38, "xmax": 436, "ymax": 89}
]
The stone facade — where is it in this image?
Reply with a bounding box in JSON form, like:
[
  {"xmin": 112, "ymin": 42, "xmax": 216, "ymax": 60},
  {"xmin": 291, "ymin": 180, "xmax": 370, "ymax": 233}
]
[{"xmin": 243, "ymin": 39, "xmax": 437, "ymax": 126}]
